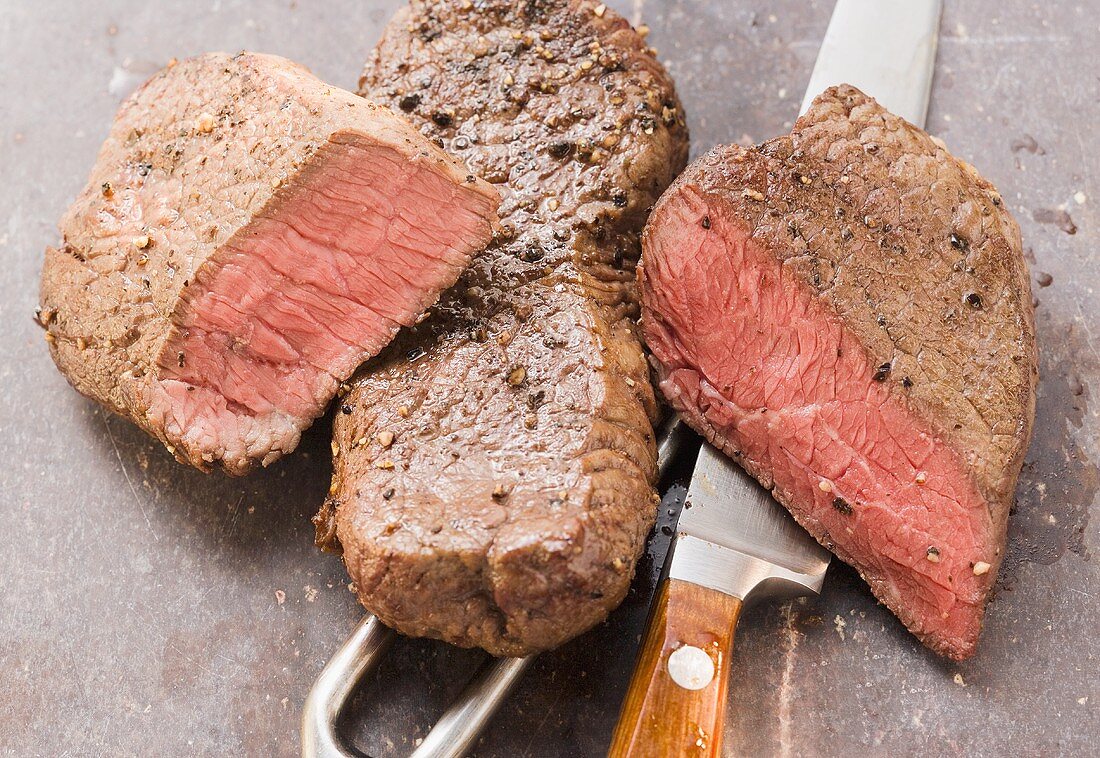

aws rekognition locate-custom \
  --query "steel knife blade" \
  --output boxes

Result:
[801,0,942,124]
[610,2,943,756]
[668,443,830,604]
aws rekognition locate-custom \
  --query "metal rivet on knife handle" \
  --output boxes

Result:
[608,578,744,758]
[667,645,715,690]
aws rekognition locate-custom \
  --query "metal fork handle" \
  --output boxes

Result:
[302,416,692,758]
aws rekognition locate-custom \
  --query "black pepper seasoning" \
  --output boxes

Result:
[547,140,573,159]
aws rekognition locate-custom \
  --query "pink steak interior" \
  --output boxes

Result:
[155,134,494,437]
[641,187,996,658]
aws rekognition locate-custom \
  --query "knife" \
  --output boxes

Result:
[608,2,942,756]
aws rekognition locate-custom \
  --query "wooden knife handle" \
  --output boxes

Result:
[608,578,743,758]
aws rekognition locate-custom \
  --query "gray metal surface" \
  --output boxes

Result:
[1,1,1097,756]
[800,0,942,123]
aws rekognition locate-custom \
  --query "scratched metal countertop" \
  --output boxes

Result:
[1,1,1096,756]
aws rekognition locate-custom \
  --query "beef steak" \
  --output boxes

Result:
[640,86,1037,659]
[39,52,499,474]
[323,0,689,656]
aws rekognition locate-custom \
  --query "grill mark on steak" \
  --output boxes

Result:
[325,0,688,656]
[39,53,498,474]
[640,86,1037,660]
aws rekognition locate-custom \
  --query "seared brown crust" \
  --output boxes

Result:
[641,85,1037,658]
[39,52,497,474]
[327,0,689,655]
[664,85,1036,524]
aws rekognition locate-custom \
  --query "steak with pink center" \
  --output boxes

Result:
[321,0,689,657]
[39,52,499,474]
[641,86,1036,659]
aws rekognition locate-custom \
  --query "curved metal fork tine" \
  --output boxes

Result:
[297,616,528,756]
[656,416,691,481]
[301,616,530,758]
[410,656,533,758]
[302,614,396,757]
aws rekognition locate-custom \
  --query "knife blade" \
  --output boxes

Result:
[668,444,830,604]
[801,0,942,125]
[609,2,942,756]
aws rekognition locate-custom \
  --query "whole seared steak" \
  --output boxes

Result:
[39,52,499,474]
[641,86,1036,659]
[323,0,688,656]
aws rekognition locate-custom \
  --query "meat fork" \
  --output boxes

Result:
[301,417,692,758]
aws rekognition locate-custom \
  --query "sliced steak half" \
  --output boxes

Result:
[39,52,499,474]
[323,0,689,656]
[641,85,1036,659]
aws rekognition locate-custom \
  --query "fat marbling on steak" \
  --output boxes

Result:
[641,86,1037,659]
[39,52,499,475]
[321,0,689,656]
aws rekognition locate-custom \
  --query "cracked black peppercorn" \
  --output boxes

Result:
[547,141,573,159]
